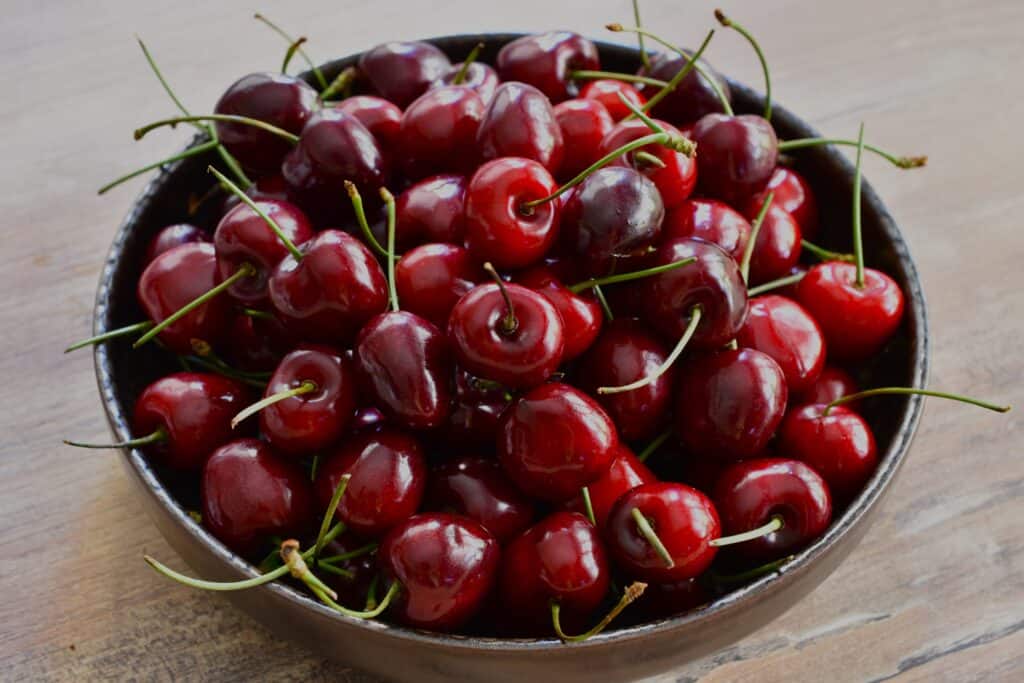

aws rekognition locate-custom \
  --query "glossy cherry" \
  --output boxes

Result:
[496,31,599,102]
[221,173,291,214]
[444,367,514,446]
[378,513,499,630]
[398,85,484,178]
[796,365,859,408]
[564,444,657,529]
[145,224,208,265]
[744,166,819,239]
[393,174,468,250]
[477,82,564,173]
[358,41,452,107]
[498,383,617,501]
[435,61,499,103]
[691,113,778,203]
[351,405,388,433]
[553,98,614,178]
[599,118,697,209]
[201,438,315,557]
[745,205,802,285]
[713,458,833,562]
[662,198,750,261]
[736,295,825,393]
[333,95,403,154]
[515,264,602,361]
[425,456,535,543]
[395,243,481,329]
[581,79,646,121]
[638,51,731,124]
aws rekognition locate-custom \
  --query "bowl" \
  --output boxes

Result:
[92,33,929,683]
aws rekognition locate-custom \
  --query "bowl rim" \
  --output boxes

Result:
[92,32,929,652]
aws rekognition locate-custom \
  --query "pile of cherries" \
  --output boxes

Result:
[69,8,1008,641]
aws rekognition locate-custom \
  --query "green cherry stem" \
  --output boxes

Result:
[319,66,357,102]
[581,487,597,526]
[345,181,393,260]
[452,42,485,85]
[254,13,328,89]
[551,582,647,643]
[598,305,702,395]
[568,256,696,293]
[801,239,854,263]
[639,29,715,115]
[309,577,400,620]
[209,166,304,260]
[484,262,519,336]
[319,542,378,566]
[241,307,275,321]
[715,9,771,120]
[711,555,793,586]
[852,123,867,287]
[280,540,339,600]
[636,428,673,463]
[99,140,218,194]
[823,387,1011,417]
[134,115,300,144]
[748,271,806,297]
[63,427,167,450]
[64,320,154,353]
[381,187,399,312]
[740,191,774,283]
[710,515,783,547]
[777,137,927,169]
[316,563,356,580]
[180,354,270,389]
[230,381,318,429]
[136,36,197,125]
[631,507,674,567]
[281,36,308,74]
[569,70,668,88]
[633,150,666,168]
[593,285,614,321]
[313,474,351,560]
[632,0,649,69]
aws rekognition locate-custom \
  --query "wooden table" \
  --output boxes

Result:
[3,0,1021,680]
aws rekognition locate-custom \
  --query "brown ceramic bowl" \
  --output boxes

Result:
[91,34,928,682]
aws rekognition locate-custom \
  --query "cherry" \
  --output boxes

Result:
[201,438,315,556]
[580,79,646,121]
[637,577,709,619]
[736,295,825,393]
[599,118,697,209]
[553,98,614,178]
[564,444,657,529]
[464,158,560,269]
[350,405,388,433]
[378,513,499,630]
[496,31,600,102]
[145,224,208,264]
[744,205,802,285]
[435,50,499,103]
[676,348,788,461]
[332,95,403,154]
[745,167,819,239]
[358,41,452,107]
[398,85,484,178]
[477,82,564,173]
[214,72,318,174]
[315,430,427,538]
[448,271,565,389]
[425,456,535,543]
[498,382,617,501]
[713,458,832,562]
[268,230,388,344]
[796,365,859,408]
[395,243,481,329]
[691,113,779,203]
[606,482,720,582]
[224,310,296,372]
[515,264,602,361]
[393,174,468,250]
[577,318,674,442]
[444,368,513,446]
[662,199,750,262]
[637,51,731,124]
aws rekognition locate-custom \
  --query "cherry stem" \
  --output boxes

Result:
[606,24,734,115]
[452,42,485,85]
[380,187,399,312]
[315,563,356,580]
[631,507,674,567]
[777,137,927,169]
[344,181,393,260]
[801,239,854,263]
[319,542,378,566]
[281,37,308,74]
[180,353,270,389]
[136,36,196,125]
[748,271,806,297]
[99,141,218,195]
[280,539,339,601]
[242,307,275,321]
[133,262,256,348]
[598,305,702,395]
[569,256,696,294]
[823,387,1011,416]
[581,487,597,526]
[483,262,518,336]
[633,150,666,168]
[852,123,866,288]
[711,555,793,586]
[63,427,167,450]
[632,0,649,68]
[740,191,774,283]
[310,577,400,620]
[254,13,328,89]
[210,166,304,260]
[551,582,647,643]
[593,285,614,321]
[230,381,317,429]
[313,474,351,560]
[570,70,668,88]
[65,320,154,353]
[711,515,783,547]
[715,9,771,120]
[637,428,673,463]
[320,66,357,102]
[134,115,300,144]
[618,92,665,134]
[639,29,715,115]
[364,575,380,610]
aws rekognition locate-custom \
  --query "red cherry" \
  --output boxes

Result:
[691,113,778,203]
[581,79,647,121]
[220,174,291,215]
[399,85,484,178]
[393,174,468,250]
[498,383,617,501]
[425,456,536,543]
[333,95,403,154]
[564,445,657,529]
[201,438,315,556]
[145,224,208,265]
[553,98,614,178]
[435,61,499,102]
[745,206,802,285]
[736,295,825,393]
[796,365,859,408]
[350,405,388,433]
[477,82,564,173]
[744,166,819,238]
[395,243,481,329]
[662,198,750,261]
[515,264,602,361]
[713,458,833,562]
[795,262,905,361]
[443,368,513,446]
[599,118,697,209]
[358,41,452,107]
[638,51,731,124]
[224,310,296,372]
[378,513,499,630]
[496,31,600,102]
[676,348,788,460]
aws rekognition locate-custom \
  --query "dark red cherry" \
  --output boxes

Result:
[464,157,560,269]
[258,345,356,456]
[477,82,564,173]
[444,368,513,446]
[736,295,825,393]
[395,243,481,329]
[606,482,720,582]
[515,264,602,361]
[713,458,832,562]
[436,61,499,102]
[316,429,427,538]
[599,118,697,209]
[333,95,403,154]
[778,404,878,503]
[638,51,731,124]
[137,243,231,354]
[351,405,388,433]
[145,224,208,265]
[553,98,614,178]
[448,281,564,389]
[745,206,802,285]
[498,512,610,631]
[378,513,499,630]
[581,79,647,121]
[393,174,467,250]
[496,31,599,102]
[201,438,315,557]
[213,199,314,304]
[131,372,248,471]
[214,72,318,174]
[676,348,788,460]
[691,113,778,203]
[221,174,291,215]
[577,318,674,441]
[638,577,709,619]
[268,230,388,344]
[796,365,859,408]
[643,238,748,350]
[224,310,296,372]
[564,444,657,529]
[354,311,453,430]
[358,41,451,107]
[399,85,484,178]
[662,198,750,262]
[744,166,820,239]
[795,262,905,361]
[498,383,617,501]
[426,456,535,543]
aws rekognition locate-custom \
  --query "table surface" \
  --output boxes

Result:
[3,0,1022,680]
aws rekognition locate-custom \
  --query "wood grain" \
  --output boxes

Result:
[2,0,1021,680]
